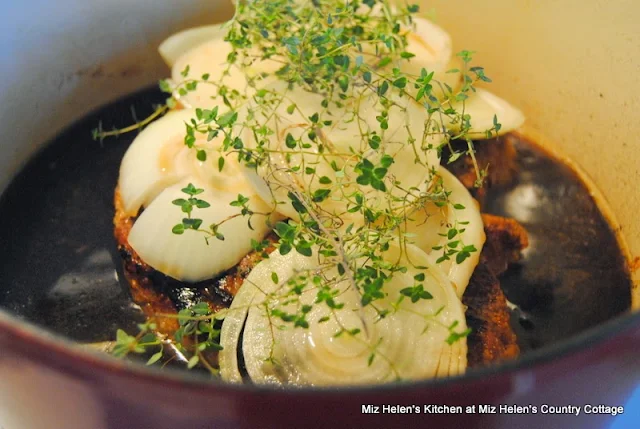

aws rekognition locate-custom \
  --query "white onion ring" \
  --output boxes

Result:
[219,243,468,386]
[239,82,442,224]
[405,166,485,297]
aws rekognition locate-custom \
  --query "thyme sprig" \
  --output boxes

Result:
[113,304,225,374]
[109,0,498,376]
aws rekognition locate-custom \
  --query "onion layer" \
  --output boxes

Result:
[405,167,485,297]
[128,179,276,282]
[240,82,442,222]
[159,24,227,68]
[169,31,280,109]
[219,243,468,386]
[119,109,281,281]
[401,17,462,100]
[119,109,196,216]
[118,109,250,216]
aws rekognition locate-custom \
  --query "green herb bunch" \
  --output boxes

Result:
[109,0,499,376]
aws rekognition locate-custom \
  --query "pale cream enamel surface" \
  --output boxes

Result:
[423,0,640,307]
[0,0,235,191]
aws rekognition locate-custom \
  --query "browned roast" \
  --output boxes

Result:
[114,189,277,336]
[480,213,529,276]
[114,171,528,367]
[443,135,519,204]
[440,136,527,366]
[463,214,528,367]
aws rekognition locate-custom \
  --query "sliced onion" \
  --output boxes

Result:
[240,83,442,223]
[446,88,525,139]
[118,109,250,216]
[219,249,312,383]
[159,24,226,68]
[353,15,461,102]
[356,15,461,100]
[407,18,452,71]
[128,179,276,282]
[404,167,485,297]
[219,243,468,386]
[401,17,462,100]
[218,270,259,382]
[170,35,280,109]
[119,109,196,216]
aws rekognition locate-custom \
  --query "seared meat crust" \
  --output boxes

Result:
[463,214,528,366]
[114,190,277,336]
[115,135,528,366]
[443,135,518,204]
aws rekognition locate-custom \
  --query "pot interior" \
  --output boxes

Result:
[0,0,638,384]
[0,85,632,366]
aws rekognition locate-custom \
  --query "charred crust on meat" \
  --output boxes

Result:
[442,135,519,204]
[114,136,530,368]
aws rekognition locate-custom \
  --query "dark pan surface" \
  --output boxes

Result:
[483,142,632,351]
[0,86,632,357]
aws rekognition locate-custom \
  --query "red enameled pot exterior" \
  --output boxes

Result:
[1,312,639,429]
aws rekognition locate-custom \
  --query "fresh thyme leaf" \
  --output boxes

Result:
[106,0,508,373]
[446,328,472,345]
[187,355,200,369]
[400,285,434,303]
[147,352,163,366]
[279,241,292,256]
